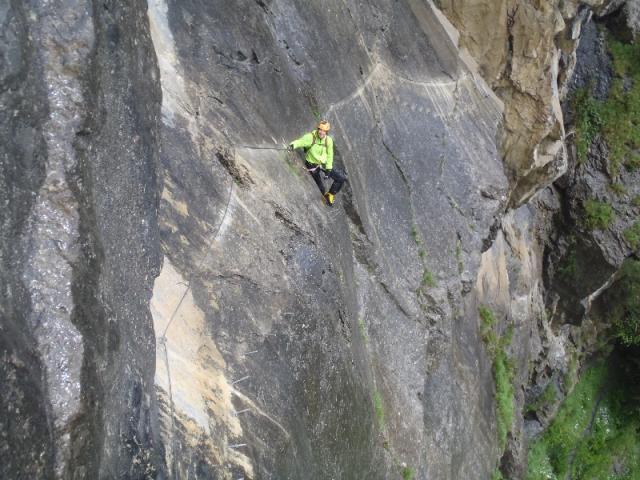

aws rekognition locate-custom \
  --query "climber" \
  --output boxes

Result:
[287,120,347,206]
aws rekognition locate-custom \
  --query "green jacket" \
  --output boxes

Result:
[290,132,334,170]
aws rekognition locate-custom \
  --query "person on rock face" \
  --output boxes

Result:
[288,120,347,206]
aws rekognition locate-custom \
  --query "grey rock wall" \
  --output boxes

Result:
[5,0,635,479]
[1,0,164,478]
[148,0,508,478]
[1,2,53,477]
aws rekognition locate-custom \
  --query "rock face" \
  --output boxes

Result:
[1,1,164,478]
[2,0,637,479]
[437,0,568,205]
[437,2,639,478]
[436,0,631,207]
[148,1,507,478]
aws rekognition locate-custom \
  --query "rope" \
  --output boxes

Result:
[158,147,237,476]
[159,162,235,340]
[159,143,294,475]
[237,145,288,151]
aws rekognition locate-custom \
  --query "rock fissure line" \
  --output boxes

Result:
[157,171,234,474]
[231,388,291,440]
[324,58,463,120]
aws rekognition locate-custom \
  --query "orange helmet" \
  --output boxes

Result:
[317,120,331,132]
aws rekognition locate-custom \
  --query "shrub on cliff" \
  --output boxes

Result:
[583,199,615,230]
[572,35,640,173]
[479,306,515,452]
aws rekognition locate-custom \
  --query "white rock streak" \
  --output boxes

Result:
[21,1,95,477]
[147,0,193,130]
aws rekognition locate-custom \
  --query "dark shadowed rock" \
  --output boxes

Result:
[1,1,164,478]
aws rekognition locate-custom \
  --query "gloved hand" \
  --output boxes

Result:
[287,144,294,152]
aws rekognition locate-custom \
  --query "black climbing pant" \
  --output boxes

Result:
[305,162,347,195]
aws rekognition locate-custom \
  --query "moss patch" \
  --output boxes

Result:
[421,269,436,288]
[572,35,640,174]
[583,199,614,230]
[479,306,515,452]
[624,222,640,250]
[373,390,385,431]
[401,466,415,480]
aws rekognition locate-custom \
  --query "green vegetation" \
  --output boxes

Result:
[573,88,602,163]
[608,259,640,346]
[421,269,436,288]
[527,361,640,480]
[479,306,515,452]
[624,222,640,250]
[492,470,504,480]
[479,305,498,347]
[583,199,614,230]
[633,196,640,208]
[411,225,421,245]
[564,351,579,392]
[494,345,515,451]
[558,247,579,282]
[358,317,368,344]
[609,182,628,196]
[401,467,415,480]
[572,36,640,173]
[373,390,385,431]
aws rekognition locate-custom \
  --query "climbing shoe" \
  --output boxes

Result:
[324,192,335,206]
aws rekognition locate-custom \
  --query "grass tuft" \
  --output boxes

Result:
[609,182,628,196]
[583,199,615,230]
[624,222,640,251]
[421,269,436,288]
[411,225,421,245]
[373,391,385,431]
[572,36,640,173]
[479,306,515,452]
[358,318,368,344]
[401,467,415,480]
[573,87,602,163]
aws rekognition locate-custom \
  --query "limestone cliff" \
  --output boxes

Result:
[1,1,163,478]
[1,1,638,479]
[437,0,632,206]
[148,1,506,477]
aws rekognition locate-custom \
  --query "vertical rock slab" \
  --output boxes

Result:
[149,0,508,478]
[19,2,93,474]
[0,2,53,478]
[2,0,164,477]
